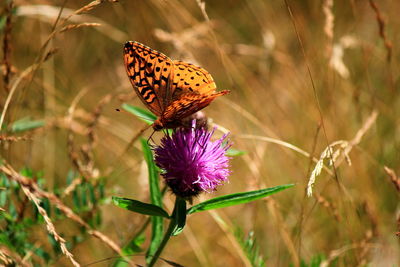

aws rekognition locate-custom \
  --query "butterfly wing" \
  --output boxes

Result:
[161,91,229,127]
[159,60,229,128]
[123,41,175,115]
[124,42,229,129]
[171,60,217,97]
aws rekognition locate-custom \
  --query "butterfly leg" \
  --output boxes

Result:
[147,130,157,148]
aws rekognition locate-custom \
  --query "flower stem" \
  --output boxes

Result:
[147,197,181,267]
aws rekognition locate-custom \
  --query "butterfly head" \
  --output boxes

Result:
[153,117,184,131]
[152,119,164,131]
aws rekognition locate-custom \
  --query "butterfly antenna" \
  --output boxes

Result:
[147,130,157,148]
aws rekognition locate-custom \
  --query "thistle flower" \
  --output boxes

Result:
[154,122,231,198]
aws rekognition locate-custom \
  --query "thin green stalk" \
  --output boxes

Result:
[147,197,180,267]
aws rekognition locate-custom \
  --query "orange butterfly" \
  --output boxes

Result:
[123,41,229,130]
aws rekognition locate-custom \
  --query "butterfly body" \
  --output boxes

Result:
[123,41,229,130]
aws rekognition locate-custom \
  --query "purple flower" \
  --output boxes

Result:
[154,123,231,198]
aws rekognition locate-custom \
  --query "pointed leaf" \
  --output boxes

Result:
[11,117,45,132]
[172,197,187,236]
[141,139,162,207]
[141,139,164,263]
[122,104,156,124]
[187,184,294,214]
[226,148,247,156]
[124,234,145,254]
[112,197,169,218]
[112,234,146,267]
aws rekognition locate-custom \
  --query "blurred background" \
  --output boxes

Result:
[1,0,399,266]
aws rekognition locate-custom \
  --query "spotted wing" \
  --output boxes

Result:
[123,41,175,115]
[171,60,217,98]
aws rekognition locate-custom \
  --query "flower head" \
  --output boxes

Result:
[154,122,231,198]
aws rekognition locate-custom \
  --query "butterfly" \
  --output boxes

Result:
[123,41,229,131]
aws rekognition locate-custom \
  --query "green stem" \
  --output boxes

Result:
[147,197,180,267]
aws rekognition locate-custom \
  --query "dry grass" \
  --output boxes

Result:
[1,0,399,266]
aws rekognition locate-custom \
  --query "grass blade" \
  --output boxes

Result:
[11,117,45,132]
[234,228,266,267]
[112,197,169,218]
[187,184,294,214]
[226,148,247,156]
[141,139,164,263]
[171,197,187,236]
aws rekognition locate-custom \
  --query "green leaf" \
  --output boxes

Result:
[113,234,146,267]
[41,198,51,217]
[141,139,164,263]
[0,16,6,31]
[0,173,9,186]
[11,117,45,132]
[0,190,7,206]
[20,167,33,178]
[141,139,162,208]
[112,197,169,218]
[300,254,326,267]
[187,184,294,214]
[72,188,80,210]
[48,234,61,255]
[88,183,97,205]
[33,246,51,262]
[124,234,145,254]
[8,201,17,219]
[114,188,167,266]
[235,228,266,267]
[99,180,105,199]
[226,148,247,156]
[81,183,88,208]
[172,197,187,236]
[122,104,156,124]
